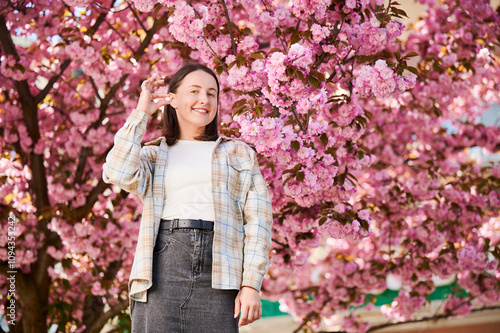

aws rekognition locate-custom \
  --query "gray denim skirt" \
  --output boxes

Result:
[131,228,239,333]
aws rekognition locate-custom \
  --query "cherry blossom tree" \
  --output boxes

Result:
[0,0,499,332]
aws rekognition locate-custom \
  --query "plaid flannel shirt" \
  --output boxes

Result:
[102,108,273,312]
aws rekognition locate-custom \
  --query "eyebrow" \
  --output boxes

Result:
[188,85,217,92]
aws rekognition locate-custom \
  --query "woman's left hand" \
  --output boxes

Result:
[234,286,262,327]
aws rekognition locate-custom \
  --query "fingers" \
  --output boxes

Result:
[238,305,261,326]
[237,301,261,327]
[234,295,241,320]
[151,94,171,109]
[235,287,262,327]
[141,74,165,92]
[150,93,170,100]
[238,303,249,327]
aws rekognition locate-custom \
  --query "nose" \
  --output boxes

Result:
[198,91,208,105]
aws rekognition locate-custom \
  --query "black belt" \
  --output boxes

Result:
[160,218,214,231]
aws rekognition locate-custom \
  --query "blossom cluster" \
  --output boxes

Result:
[1,0,499,331]
[354,60,417,98]
[381,290,426,322]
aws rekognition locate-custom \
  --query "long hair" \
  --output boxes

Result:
[162,63,220,146]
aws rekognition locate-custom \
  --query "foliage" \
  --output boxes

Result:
[0,0,499,332]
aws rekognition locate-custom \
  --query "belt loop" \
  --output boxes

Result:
[171,218,177,232]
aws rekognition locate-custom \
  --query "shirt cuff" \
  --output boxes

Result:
[126,108,150,126]
[242,272,264,292]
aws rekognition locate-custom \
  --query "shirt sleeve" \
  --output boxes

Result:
[241,148,273,291]
[102,108,154,200]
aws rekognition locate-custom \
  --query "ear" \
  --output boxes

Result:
[169,93,178,109]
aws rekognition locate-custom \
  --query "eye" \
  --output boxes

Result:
[208,93,216,97]
[191,90,198,94]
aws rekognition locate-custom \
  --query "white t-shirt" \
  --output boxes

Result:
[161,139,217,221]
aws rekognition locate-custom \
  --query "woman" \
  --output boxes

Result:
[102,63,273,332]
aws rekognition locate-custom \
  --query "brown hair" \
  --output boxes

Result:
[162,63,220,145]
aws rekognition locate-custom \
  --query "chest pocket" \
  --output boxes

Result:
[226,154,253,202]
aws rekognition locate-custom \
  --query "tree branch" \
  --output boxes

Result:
[89,76,103,102]
[74,179,110,221]
[34,59,72,105]
[272,239,287,248]
[221,0,238,56]
[293,297,332,333]
[184,0,229,73]
[73,13,169,185]
[291,103,307,133]
[366,305,500,333]
[85,299,129,333]
[312,302,500,333]
[127,2,148,33]
[102,18,137,54]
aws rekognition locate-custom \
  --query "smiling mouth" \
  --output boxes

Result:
[192,108,209,114]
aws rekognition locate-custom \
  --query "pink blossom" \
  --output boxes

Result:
[381,290,426,322]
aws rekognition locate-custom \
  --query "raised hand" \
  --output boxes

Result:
[136,74,171,115]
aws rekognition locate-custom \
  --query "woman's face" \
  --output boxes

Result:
[169,69,218,140]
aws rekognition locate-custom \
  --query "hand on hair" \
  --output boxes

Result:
[137,74,171,115]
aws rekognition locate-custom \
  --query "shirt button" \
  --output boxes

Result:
[217,213,221,218]
[215,247,219,252]
[213,153,218,158]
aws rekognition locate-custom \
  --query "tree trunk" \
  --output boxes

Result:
[17,274,47,333]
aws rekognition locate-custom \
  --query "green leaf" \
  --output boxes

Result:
[297,70,305,81]
[286,66,296,77]
[404,52,419,58]
[237,56,246,68]
[320,133,328,147]
[62,258,72,269]
[284,253,291,264]
[250,52,264,59]
[234,106,248,116]
[231,99,248,110]
[290,32,301,45]
[228,59,237,69]
[291,140,300,152]
[254,104,262,117]
[282,175,292,187]
[359,219,369,231]
[297,171,305,181]
[407,66,419,75]
[337,172,346,185]
[62,279,71,290]
[310,69,325,81]
[482,238,490,252]
[216,66,224,76]
[307,75,320,89]
[268,47,283,55]
[390,7,409,18]
[319,216,327,226]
